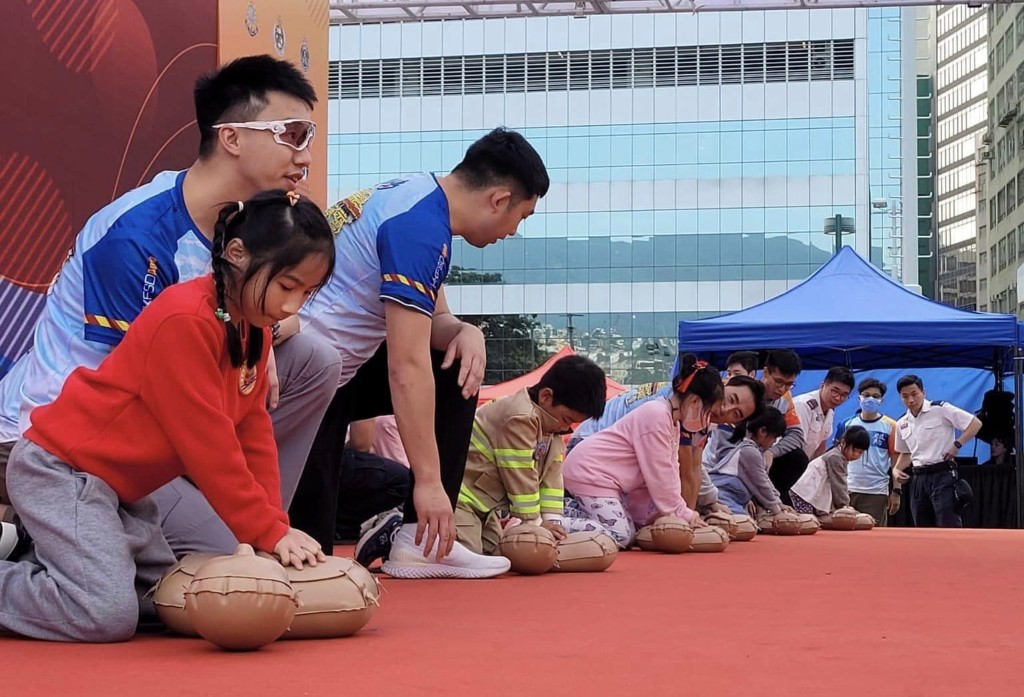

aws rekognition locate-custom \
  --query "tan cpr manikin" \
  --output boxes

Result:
[153,544,380,644]
[183,544,297,650]
[498,524,618,574]
[634,515,728,553]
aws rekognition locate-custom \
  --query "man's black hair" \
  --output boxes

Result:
[857,377,887,396]
[897,374,924,392]
[764,349,801,377]
[195,54,317,158]
[824,366,855,390]
[452,127,550,201]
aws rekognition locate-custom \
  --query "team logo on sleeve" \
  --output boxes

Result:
[325,188,372,233]
[534,440,550,462]
[431,243,450,287]
[142,256,158,307]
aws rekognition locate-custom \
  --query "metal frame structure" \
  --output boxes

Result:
[329,0,999,25]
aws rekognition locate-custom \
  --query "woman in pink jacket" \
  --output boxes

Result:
[561,355,724,548]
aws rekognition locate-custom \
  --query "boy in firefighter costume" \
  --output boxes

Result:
[456,356,606,555]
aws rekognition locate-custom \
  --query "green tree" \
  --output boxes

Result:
[447,265,503,285]
[464,313,554,385]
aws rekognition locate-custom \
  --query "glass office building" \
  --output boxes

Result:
[935,5,987,310]
[327,10,887,383]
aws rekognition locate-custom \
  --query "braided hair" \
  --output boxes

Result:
[210,190,335,368]
[211,202,255,368]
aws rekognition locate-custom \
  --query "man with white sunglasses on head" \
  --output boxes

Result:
[0,55,341,561]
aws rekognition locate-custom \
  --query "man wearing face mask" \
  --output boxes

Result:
[454,356,607,558]
[833,378,899,525]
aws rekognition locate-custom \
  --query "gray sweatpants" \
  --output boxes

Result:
[0,331,342,558]
[150,330,342,557]
[0,439,175,642]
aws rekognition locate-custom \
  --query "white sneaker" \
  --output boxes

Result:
[381,524,511,579]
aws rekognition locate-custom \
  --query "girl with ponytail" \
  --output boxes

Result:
[0,190,335,643]
[560,355,725,549]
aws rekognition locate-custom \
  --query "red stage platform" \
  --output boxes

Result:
[3,528,1020,696]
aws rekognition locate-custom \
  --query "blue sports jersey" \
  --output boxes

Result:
[0,171,209,441]
[836,412,897,495]
[569,382,673,447]
[301,173,452,387]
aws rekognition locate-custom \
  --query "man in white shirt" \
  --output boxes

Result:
[794,367,854,459]
[891,375,982,528]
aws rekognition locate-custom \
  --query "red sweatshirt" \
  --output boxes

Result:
[27,276,289,552]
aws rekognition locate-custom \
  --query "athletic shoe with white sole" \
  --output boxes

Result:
[354,507,403,568]
[381,524,511,579]
[0,518,30,561]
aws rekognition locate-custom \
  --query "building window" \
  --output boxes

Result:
[653,47,675,88]
[329,39,857,99]
[698,45,719,85]
[991,245,997,275]
[720,44,742,85]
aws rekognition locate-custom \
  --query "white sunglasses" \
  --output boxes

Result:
[212,118,316,151]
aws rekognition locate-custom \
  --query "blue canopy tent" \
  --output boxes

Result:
[677,246,1024,526]
[677,247,1022,371]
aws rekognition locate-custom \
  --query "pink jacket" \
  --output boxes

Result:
[372,415,410,467]
[563,398,697,525]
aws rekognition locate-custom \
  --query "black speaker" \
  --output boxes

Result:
[975,389,1014,445]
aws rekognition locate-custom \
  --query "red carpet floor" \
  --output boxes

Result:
[3,528,1021,696]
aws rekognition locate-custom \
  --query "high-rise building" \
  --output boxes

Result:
[327,9,922,383]
[977,3,1024,315]
[935,5,988,309]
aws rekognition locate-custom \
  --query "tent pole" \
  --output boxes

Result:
[1016,347,1024,529]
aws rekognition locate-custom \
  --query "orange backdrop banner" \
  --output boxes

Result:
[217,0,329,207]
[0,0,217,377]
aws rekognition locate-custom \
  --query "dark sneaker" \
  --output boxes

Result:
[0,518,30,561]
[354,508,403,568]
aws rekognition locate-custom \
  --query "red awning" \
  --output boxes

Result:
[477,345,628,406]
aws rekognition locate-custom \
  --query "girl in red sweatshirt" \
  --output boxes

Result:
[0,190,334,642]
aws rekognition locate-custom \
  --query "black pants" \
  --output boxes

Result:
[908,467,961,528]
[335,448,411,543]
[289,343,478,550]
[768,449,810,507]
